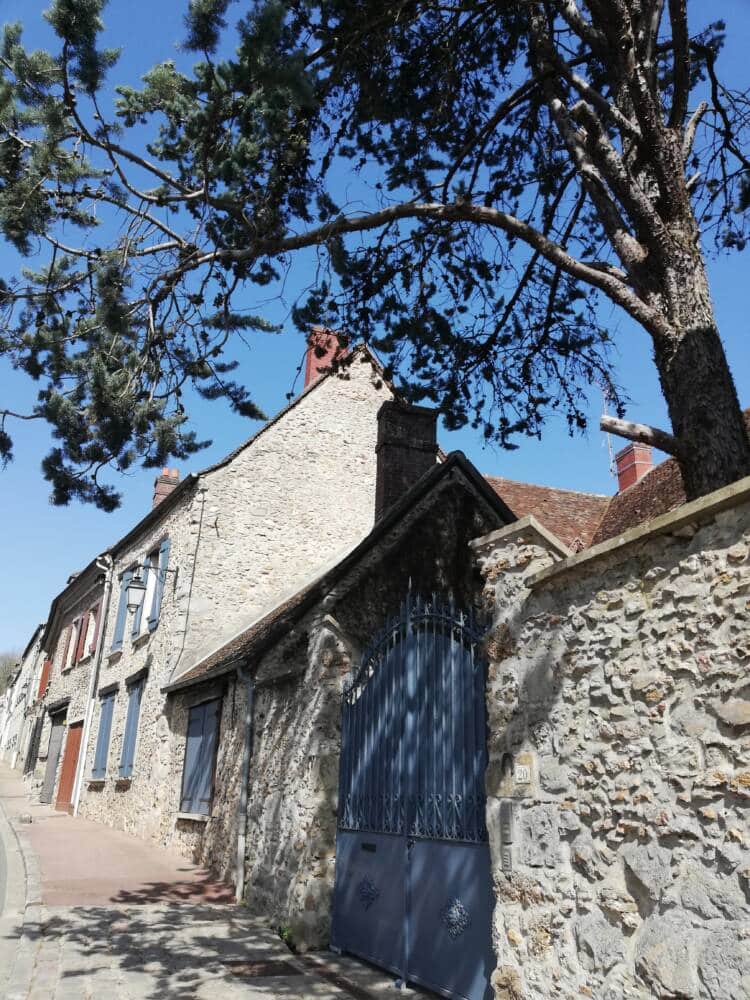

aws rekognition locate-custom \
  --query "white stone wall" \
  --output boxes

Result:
[474,493,750,1000]
[77,358,393,860]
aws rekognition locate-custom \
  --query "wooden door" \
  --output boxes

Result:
[56,721,83,813]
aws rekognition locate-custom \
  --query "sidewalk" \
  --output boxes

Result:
[0,762,423,999]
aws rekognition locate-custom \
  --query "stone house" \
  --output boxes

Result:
[0,622,45,770]
[21,561,106,813]
[66,344,398,861]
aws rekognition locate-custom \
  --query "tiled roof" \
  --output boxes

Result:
[484,476,609,551]
[591,410,750,545]
[590,457,686,546]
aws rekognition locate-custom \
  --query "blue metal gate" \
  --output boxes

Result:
[332,595,494,1000]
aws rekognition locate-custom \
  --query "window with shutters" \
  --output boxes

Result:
[91,691,116,779]
[37,659,52,700]
[179,698,221,816]
[72,614,88,666]
[118,678,144,778]
[132,550,158,638]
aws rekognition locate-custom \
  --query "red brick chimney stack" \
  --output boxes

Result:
[304,327,346,388]
[375,401,439,520]
[615,443,653,493]
[153,468,180,509]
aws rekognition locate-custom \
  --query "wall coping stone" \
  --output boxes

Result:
[530,472,750,588]
[470,514,571,559]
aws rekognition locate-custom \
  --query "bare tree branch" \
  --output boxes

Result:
[600,413,683,456]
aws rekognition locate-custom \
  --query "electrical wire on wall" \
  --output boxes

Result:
[168,485,207,681]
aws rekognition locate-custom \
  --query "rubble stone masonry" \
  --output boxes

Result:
[473,481,750,999]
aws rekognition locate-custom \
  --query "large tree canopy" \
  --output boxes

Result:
[1,0,749,508]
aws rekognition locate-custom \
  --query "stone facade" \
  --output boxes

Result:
[472,481,750,999]
[76,355,394,862]
[234,471,505,950]
[0,625,43,768]
[22,569,103,805]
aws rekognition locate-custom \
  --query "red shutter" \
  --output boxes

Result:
[59,626,72,671]
[74,615,88,664]
[89,603,101,654]
[37,659,52,699]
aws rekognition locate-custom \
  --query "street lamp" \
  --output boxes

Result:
[125,571,147,612]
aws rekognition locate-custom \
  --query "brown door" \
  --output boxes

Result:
[56,721,83,814]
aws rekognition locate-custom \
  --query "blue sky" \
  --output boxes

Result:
[1,0,749,651]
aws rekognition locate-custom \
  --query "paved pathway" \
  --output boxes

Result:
[0,762,424,999]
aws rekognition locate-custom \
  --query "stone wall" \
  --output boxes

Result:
[472,482,750,999]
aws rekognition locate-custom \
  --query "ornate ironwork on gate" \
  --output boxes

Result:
[338,592,489,843]
[333,593,494,1000]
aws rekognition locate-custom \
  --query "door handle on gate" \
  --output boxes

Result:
[406,838,415,849]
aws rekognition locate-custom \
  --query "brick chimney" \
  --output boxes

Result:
[375,401,439,520]
[153,468,180,508]
[304,327,346,388]
[614,443,653,492]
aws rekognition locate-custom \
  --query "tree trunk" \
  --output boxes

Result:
[650,245,750,501]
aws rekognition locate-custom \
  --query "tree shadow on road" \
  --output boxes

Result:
[7,898,349,999]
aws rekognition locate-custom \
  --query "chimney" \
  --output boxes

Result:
[304,327,346,388]
[153,468,180,508]
[614,443,653,492]
[375,401,438,520]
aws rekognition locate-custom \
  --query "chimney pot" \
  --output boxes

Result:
[304,327,347,388]
[375,401,439,520]
[153,468,180,509]
[615,442,653,492]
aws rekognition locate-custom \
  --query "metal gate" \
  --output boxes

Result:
[332,595,494,1000]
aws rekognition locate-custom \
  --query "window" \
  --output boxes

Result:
[88,603,102,656]
[179,698,221,816]
[132,551,158,638]
[72,614,88,665]
[91,691,116,779]
[119,679,144,778]
[111,537,171,649]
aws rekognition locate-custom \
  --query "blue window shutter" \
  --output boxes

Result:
[180,699,220,815]
[196,699,220,813]
[148,538,171,632]
[92,693,115,779]
[111,571,133,651]
[119,680,144,778]
[131,561,149,637]
[180,704,206,813]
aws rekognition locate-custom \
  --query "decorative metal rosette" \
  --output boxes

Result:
[358,875,380,910]
[441,897,471,939]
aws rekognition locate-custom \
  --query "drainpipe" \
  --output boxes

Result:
[71,553,114,815]
[235,666,255,902]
